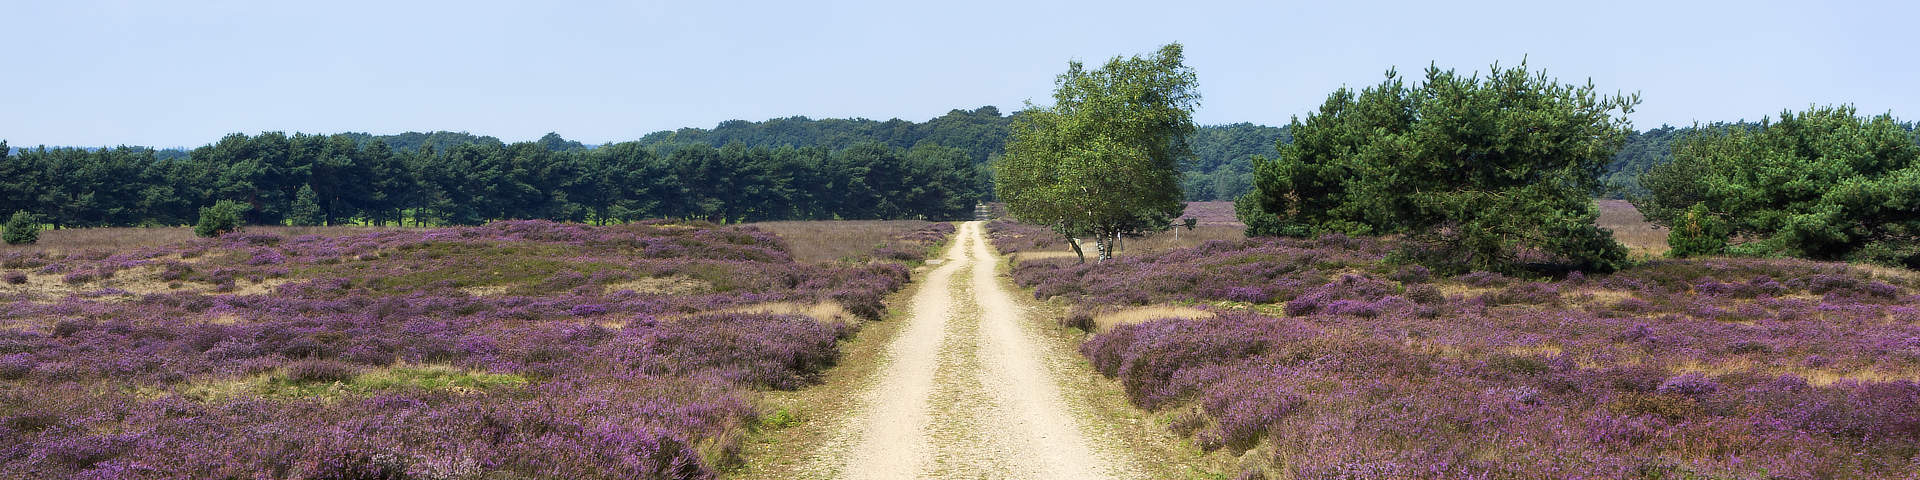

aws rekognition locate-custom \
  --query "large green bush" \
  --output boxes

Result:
[195,201,250,238]
[1635,106,1920,267]
[1238,62,1636,273]
[2,211,40,245]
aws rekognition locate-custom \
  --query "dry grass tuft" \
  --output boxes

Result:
[745,220,934,264]
[0,263,267,300]
[1567,288,1639,308]
[604,276,712,296]
[1116,226,1247,256]
[1090,305,1214,333]
[1009,250,1082,265]
[3,225,414,255]
[459,285,511,296]
[711,301,857,325]
[1850,263,1920,284]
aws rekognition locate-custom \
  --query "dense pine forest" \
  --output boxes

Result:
[0,135,984,228]
[7,107,1907,229]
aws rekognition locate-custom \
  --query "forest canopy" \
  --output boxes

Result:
[3,103,1865,231]
[0,134,985,228]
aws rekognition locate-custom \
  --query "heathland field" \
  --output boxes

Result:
[3,206,1919,479]
[990,216,1920,479]
[0,220,952,478]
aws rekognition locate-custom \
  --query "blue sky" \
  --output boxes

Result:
[3,0,1914,147]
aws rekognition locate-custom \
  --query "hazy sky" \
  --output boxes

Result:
[5,0,1914,147]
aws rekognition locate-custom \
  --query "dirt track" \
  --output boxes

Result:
[824,221,1143,479]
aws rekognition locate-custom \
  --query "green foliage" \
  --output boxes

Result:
[2,211,40,245]
[1604,125,1685,198]
[194,200,249,238]
[0,108,1300,227]
[1181,123,1290,201]
[288,185,324,227]
[996,43,1198,261]
[634,107,1282,201]
[640,107,1012,166]
[0,130,987,227]
[1240,61,1636,273]
[1635,106,1920,267]
[1234,191,1300,237]
[1666,203,1728,258]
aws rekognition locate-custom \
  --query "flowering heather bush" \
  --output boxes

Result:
[1009,220,1920,479]
[1177,201,1243,226]
[862,222,956,264]
[0,219,945,478]
[1003,232,1391,306]
[985,219,1065,254]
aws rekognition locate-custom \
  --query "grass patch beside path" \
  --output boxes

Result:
[184,364,528,402]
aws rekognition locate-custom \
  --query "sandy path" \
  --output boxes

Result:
[831,221,1140,480]
[837,221,971,477]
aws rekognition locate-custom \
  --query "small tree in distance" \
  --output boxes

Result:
[1666,203,1729,258]
[995,43,1197,262]
[3,211,41,245]
[289,185,324,227]
[195,201,250,238]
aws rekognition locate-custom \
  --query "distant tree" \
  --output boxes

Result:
[1635,106,1920,267]
[289,185,324,227]
[536,132,586,152]
[903,144,983,220]
[1240,62,1637,273]
[1666,202,1728,258]
[3,211,40,245]
[194,200,249,237]
[361,140,413,226]
[996,43,1197,261]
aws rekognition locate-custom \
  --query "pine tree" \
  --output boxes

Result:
[1239,61,1636,273]
[289,185,324,227]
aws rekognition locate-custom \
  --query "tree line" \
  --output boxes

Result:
[0,134,986,229]
[638,107,1288,202]
[1233,59,1920,271]
[630,105,1836,203]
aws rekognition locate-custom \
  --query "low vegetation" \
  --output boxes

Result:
[0,219,951,478]
[991,219,1920,479]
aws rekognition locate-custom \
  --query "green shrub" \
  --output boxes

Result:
[1666,203,1728,258]
[1637,106,1920,267]
[1238,62,1635,273]
[194,201,249,238]
[288,185,324,227]
[2,211,40,245]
